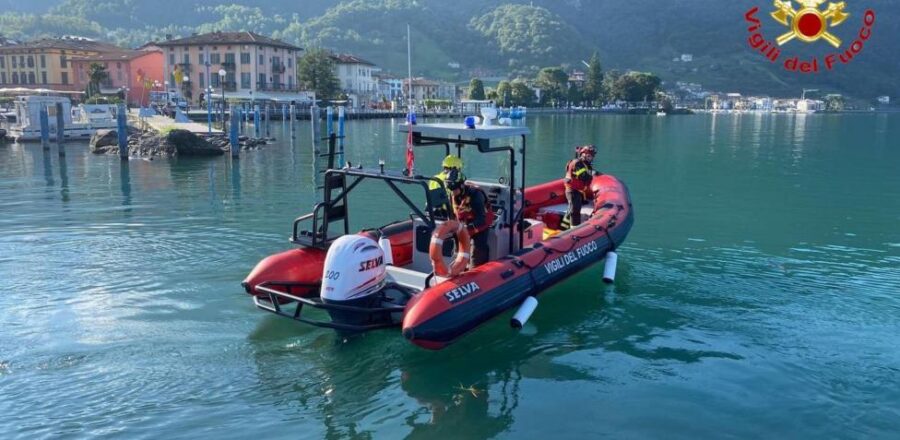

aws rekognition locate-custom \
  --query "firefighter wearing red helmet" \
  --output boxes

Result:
[561,144,598,229]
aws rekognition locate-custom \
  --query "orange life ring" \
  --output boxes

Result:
[429,220,472,278]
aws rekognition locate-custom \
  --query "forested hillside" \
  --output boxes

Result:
[1,0,897,98]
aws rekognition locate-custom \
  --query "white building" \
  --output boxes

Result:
[331,53,380,107]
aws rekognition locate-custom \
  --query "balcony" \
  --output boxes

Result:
[221,61,236,70]
[256,81,302,93]
[271,63,286,74]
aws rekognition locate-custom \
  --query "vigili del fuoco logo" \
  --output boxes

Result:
[744,0,876,73]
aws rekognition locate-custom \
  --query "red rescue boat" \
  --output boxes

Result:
[243,123,633,350]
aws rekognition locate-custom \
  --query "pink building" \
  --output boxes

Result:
[70,48,164,106]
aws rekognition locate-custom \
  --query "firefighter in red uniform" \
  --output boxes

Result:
[561,145,598,230]
[446,169,495,267]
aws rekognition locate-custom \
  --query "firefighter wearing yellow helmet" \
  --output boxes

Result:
[429,155,466,219]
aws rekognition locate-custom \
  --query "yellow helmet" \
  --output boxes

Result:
[442,155,463,170]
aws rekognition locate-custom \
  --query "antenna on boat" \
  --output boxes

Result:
[404,24,416,175]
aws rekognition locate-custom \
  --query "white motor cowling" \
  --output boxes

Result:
[321,235,387,303]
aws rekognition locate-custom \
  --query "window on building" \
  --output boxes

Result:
[241,72,250,89]
[27,56,34,68]
[198,72,205,89]
[11,56,17,68]
[198,53,205,64]
[169,53,175,65]
[60,56,67,68]
[258,73,265,88]
[240,52,250,64]
[224,53,235,65]
[0,57,4,68]
[258,54,264,65]
[40,55,46,68]
[210,53,221,64]
[211,73,220,88]
[287,57,292,68]
[27,72,35,84]
[20,56,25,66]
[41,72,47,84]
[288,76,293,88]
[12,73,18,84]
[0,72,6,84]
[183,53,189,64]
[61,72,69,85]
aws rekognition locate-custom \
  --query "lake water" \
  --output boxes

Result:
[1,113,898,439]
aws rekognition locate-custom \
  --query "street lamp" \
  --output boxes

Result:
[182,75,190,109]
[205,61,212,133]
[219,68,227,133]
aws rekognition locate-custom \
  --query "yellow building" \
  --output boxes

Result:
[0,37,123,91]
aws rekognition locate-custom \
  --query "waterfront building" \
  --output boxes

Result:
[375,76,404,102]
[69,49,164,107]
[156,31,309,105]
[403,78,456,104]
[331,53,380,108]
[0,37,123,92]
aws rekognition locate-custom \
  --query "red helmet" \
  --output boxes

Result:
[576,145,597,157]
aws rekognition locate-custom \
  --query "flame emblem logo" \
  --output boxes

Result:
[771,0,850,47]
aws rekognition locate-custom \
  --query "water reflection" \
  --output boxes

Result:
[58,150,69,203]
[119,160,132,209]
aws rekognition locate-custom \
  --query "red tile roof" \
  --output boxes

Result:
[156,31,301,51]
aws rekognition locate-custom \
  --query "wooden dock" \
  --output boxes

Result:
[129,109,222,134]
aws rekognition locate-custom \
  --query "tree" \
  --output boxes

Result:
[468,78,485,100]
[824,94,845,112]
[510,80,535,106]
[486,88,499,101]
[297,48,340,100]
[496,80,512,106]
[567,84,584,106]
[86,62,108,99]
[602,69,622,102]
[613,71,661,104]
[535,67,568,106]
[584,51,603,104]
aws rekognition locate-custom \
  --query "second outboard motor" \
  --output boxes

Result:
[321,235,389,328]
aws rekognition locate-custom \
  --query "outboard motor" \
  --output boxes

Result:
[321,235,387,327]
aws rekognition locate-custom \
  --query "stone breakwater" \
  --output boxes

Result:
[90,129,270,158]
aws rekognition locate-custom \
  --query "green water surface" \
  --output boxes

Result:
[1,113,898,439]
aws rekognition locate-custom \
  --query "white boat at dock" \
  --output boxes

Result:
[6,96,118,142]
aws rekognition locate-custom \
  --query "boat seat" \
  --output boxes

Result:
[536,202,594,231]
[537,202,594,217]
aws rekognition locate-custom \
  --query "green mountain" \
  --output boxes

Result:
[1,0,897,99]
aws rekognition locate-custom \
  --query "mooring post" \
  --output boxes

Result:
[230,108,240,158]
[310,105,320,151]
[39,105,50,150]
[338,106,346,165]
[55,102,65,155]
[254,105,261,138]
[265,104,270,138]
[326,106,334,138]
[116,103,128,160]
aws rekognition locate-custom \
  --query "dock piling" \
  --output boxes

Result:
[338,106,346,165]
[310,105,320,152]
[254,105,260,138]
[116,103,128,160]
[265,104,270,138]
[230,108,240,158]
[55,102,65,156]
[39,105,50,149]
